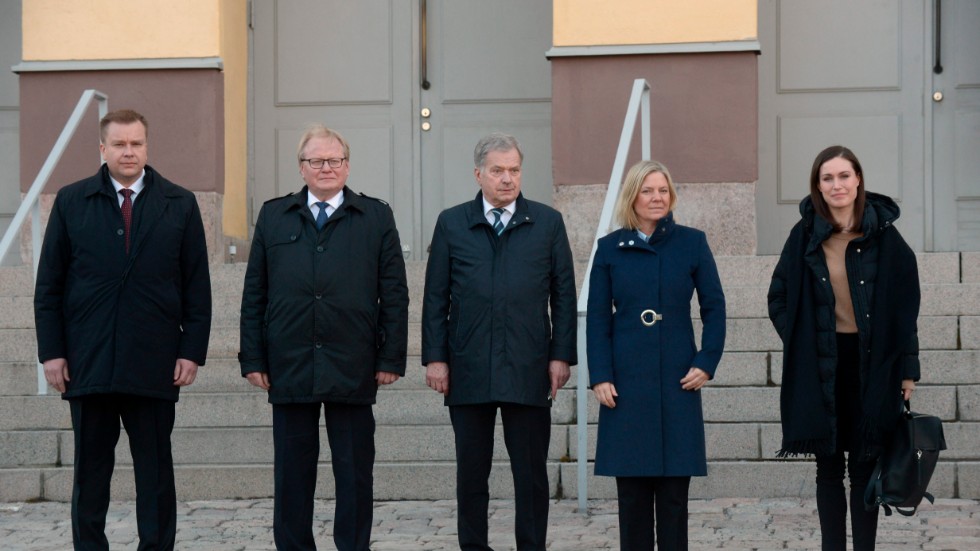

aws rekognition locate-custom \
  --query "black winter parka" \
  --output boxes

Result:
[34,164,212,401]
[421,192,577,407]
[239,187,409,405]
[768,192,920,458]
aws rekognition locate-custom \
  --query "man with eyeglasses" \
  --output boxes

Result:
[239,124,409,551]
[421,132,577,550]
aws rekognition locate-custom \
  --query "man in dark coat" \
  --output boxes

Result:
[239,125,409,551]
[34,109,212,550]
[421,132,577,551]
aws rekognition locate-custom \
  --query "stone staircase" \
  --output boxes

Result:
[1,254,978,502]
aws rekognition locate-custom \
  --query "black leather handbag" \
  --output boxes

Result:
[864,400,947,516]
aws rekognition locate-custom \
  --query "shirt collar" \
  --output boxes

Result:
[308,188,345,210]
[110,170,146,196]
[482,197,516,216]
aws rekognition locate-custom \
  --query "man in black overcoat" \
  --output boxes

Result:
[421,133,577,550]
[239,125,409,551]
[34,109,212,550]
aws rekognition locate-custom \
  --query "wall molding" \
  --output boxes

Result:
[546,40,760,58]
[13,57,223,73]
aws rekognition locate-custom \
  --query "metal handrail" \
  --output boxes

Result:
[575,78,651,513]
[0,89,108,394]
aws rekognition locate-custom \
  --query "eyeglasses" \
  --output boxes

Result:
[302,157,347,169]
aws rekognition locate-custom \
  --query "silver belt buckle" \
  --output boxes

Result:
[640,309,662,327]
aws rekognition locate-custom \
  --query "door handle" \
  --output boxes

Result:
[420,0,431,89]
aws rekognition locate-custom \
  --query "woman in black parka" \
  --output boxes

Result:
[768,146,920,551]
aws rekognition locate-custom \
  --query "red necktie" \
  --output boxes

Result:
[120,188,134,253]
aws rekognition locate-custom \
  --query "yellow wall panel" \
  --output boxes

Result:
[554,0,757,46]
[23,0,221,60]
[220,0,248,240]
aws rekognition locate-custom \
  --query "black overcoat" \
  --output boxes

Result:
[421,192,577,407]
[768,193,920,458]
[239,187,409,404]
[34,164,212,401]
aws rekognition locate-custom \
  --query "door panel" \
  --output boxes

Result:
[757,0,925,253]
[420,0,553,251]
[931,0,980,250]
[251,0,414,246]
[251,0,552,260]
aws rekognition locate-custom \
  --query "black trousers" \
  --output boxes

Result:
[449,403,552,551]
[69,394,177,551]
[272,402,375,551]
[615,476,691,551]
[815,333,879,551]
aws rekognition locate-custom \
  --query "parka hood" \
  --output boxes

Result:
[798,191,901,240]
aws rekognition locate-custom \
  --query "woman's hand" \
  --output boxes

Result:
[680,367,710,391]
[901,379,915,401]
[593,382,618,408]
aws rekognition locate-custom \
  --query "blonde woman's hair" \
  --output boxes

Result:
[614,160,677,230]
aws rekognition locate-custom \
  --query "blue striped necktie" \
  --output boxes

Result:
[491,208,505,235]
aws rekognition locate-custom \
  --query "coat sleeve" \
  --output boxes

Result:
[374,205,409,375]
[421,213,451,366]
[585,242,614,385]
[692,232,726,378]
[176,196,212,366]
[34,191,70,362]
[548,215,578,365]
[898,240,921,381]
[767,231,796,341]
[239,206,270,375]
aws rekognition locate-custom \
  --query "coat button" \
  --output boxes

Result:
[116,229,124,236]
[860,280,865,285]
[857,248,862,253]
[821,277,827,282]
[628,240,635,245]
[618,242,624,246]
[315,293,322,300]
[317,246,324,252]
[315,342,322,349]
[290,235,297,241]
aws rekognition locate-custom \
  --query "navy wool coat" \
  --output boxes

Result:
[586,215,726,476]
[34,164,212,401]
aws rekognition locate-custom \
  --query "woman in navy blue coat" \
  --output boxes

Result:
[587,160,726,550]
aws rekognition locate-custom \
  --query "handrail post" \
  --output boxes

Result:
[576,78,650,514]
[0,89,108,394]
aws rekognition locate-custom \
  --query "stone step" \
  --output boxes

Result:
[0,390,579,431]
[558,460,962,500]
[13,282,980,333]
[0,425,569,468]
[6,420,978,471]
[0,252,967,299]
[1,462,564,502]
[1,381,967,435]
[5,459,974,502]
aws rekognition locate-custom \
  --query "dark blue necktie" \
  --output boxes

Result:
[315,202,329,230]
[491,208,505,235]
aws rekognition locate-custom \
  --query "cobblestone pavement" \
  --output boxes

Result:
[1,498,978,550]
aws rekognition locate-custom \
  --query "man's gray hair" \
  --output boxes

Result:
[474,132,523,170]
